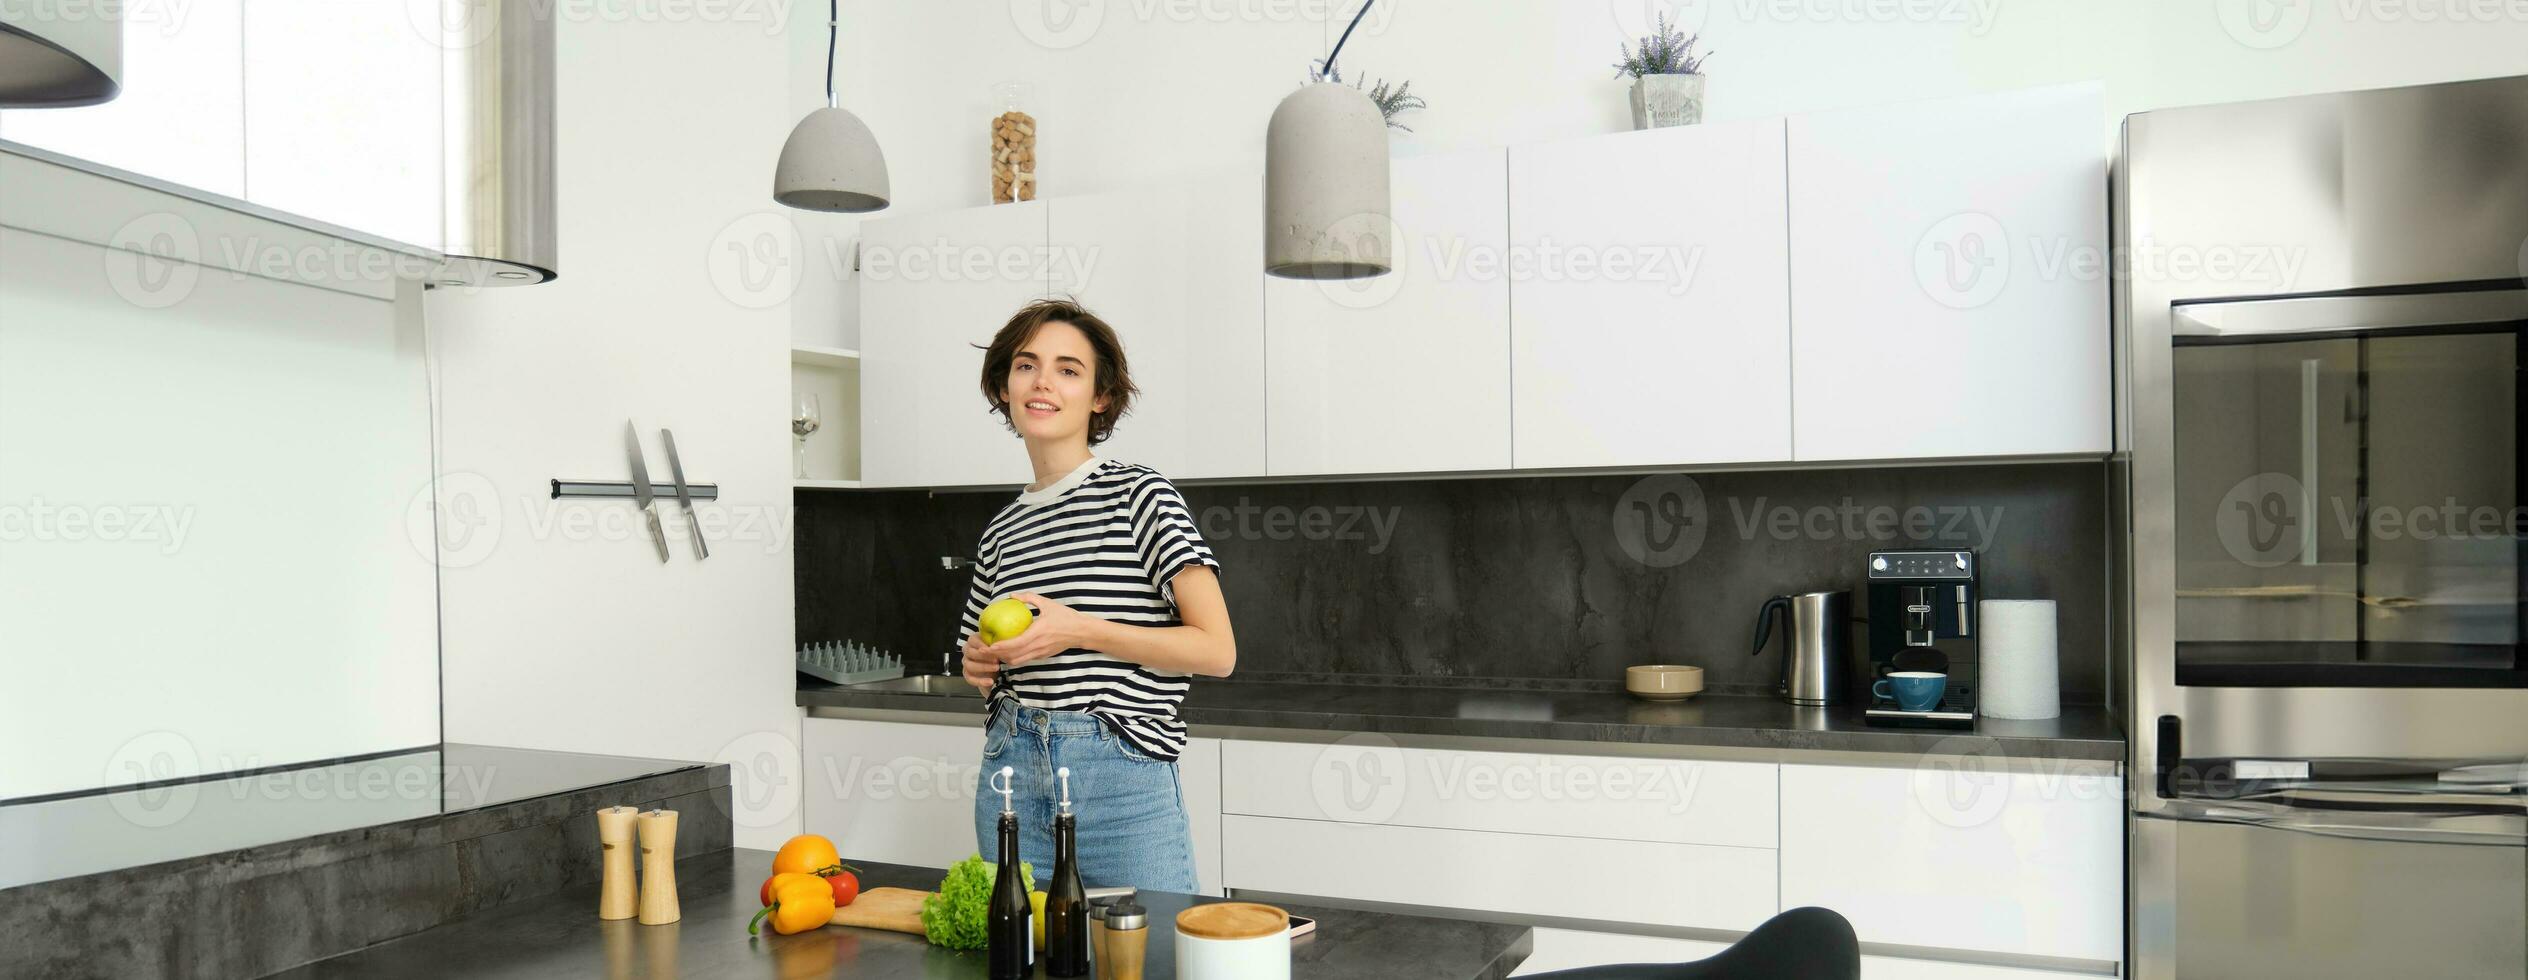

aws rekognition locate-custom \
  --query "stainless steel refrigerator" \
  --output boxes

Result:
[2118,75,2528,979]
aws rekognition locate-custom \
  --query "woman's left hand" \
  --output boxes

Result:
[982,593,1097,668]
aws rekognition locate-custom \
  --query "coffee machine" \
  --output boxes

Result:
[1862,549,1978,727]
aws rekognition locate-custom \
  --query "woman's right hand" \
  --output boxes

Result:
[960,632,996,691]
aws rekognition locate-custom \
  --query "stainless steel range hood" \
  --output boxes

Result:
[435,0,556,286]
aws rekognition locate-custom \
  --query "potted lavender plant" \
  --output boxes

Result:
[1613,14,1710,129]
[1312,59,1428,133]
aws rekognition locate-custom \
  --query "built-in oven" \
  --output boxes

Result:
[2120,76,2528,980]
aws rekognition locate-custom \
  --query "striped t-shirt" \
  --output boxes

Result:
[962,457,1217,761]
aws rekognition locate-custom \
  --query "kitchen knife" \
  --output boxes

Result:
[625,421,670,563]
[660,428,708,559]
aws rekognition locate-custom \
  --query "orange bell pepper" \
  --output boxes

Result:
[748,872,836,936]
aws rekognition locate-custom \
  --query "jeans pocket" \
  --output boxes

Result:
[982,729,1011,761]
[1108,731,1169,765]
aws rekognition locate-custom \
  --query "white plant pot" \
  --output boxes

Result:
[1629,73,1706,130]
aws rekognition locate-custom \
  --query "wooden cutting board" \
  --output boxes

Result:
[829,887,930,936]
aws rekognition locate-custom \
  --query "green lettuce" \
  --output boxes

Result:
[919,853,1035,950]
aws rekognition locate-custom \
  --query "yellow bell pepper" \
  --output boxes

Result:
[748,872,837,936]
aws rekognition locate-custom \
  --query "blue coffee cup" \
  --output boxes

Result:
[1874,671,1947,712]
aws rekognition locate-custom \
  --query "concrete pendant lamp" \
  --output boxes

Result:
[0,1,121,107]
[1265,1,1389,279]
[775,0,889,212]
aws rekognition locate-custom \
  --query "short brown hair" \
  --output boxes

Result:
[977,298,1138,445]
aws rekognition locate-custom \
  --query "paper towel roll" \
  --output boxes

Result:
[1978,600,2060,720]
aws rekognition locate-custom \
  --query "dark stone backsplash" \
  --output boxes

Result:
[795,462,2109,700]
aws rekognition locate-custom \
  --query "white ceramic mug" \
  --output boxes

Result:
[1174,903,1290,979]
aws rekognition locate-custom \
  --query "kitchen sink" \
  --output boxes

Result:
[845,674,984,698]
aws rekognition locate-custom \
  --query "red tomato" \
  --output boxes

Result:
[758,874,778,907]
[823,869,859,907]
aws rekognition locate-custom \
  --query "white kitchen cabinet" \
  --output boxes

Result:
[801,717,987,869]
[1779,761,2123,964]
[1786,84,2109,462]
[1508,118,1793,469]
[1178,736,1225,896]
[1048,173,1266,481]
[1223,815,1776,931]
[1264,148,1513,476]
[858,201,1049,488]
[1220,739,1776,848]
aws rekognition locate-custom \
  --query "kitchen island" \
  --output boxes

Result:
[273,847,1533,979]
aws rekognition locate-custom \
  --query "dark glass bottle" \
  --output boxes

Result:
[988,767,1032,980]
[1045,767,1089,977]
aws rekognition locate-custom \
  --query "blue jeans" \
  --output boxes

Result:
[972,704,1199,894]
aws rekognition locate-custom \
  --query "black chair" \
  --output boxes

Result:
[1523,907,1860,980]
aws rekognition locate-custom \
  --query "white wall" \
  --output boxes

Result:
[0,225,437,801]
[428,9,805,849]
[781,0,2528,349]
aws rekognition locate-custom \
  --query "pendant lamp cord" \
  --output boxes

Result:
[824,0,839,109]
[1320,0,1374,80]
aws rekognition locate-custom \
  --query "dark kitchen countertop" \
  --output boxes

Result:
[798,677,2126,762]
[273,847,1532,979]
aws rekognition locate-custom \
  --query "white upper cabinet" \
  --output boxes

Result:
[858,201,1049,488]
[1049,170,1266,481]
[1265,148,1513,477]
[1508,118,1792,470]
[1786,84,2109,462]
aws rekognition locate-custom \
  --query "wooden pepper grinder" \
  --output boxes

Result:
[636,809,680,925]
[597,806,641,920]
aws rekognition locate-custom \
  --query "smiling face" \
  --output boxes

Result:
[1001,320,1110,445]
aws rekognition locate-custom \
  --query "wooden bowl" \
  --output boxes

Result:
[1626,664,1704,702]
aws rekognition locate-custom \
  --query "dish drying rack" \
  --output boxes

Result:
[795,642,906,686]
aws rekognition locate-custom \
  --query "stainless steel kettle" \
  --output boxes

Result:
[1751,590,1852,706]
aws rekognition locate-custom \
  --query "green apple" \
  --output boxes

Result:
[978,598,1034,645]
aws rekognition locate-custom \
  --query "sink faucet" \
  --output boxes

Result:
[939,556,975,675]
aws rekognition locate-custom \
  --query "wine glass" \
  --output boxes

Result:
[791,393,822,479]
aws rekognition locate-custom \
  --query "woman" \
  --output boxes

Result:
[958,298,1235,893]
